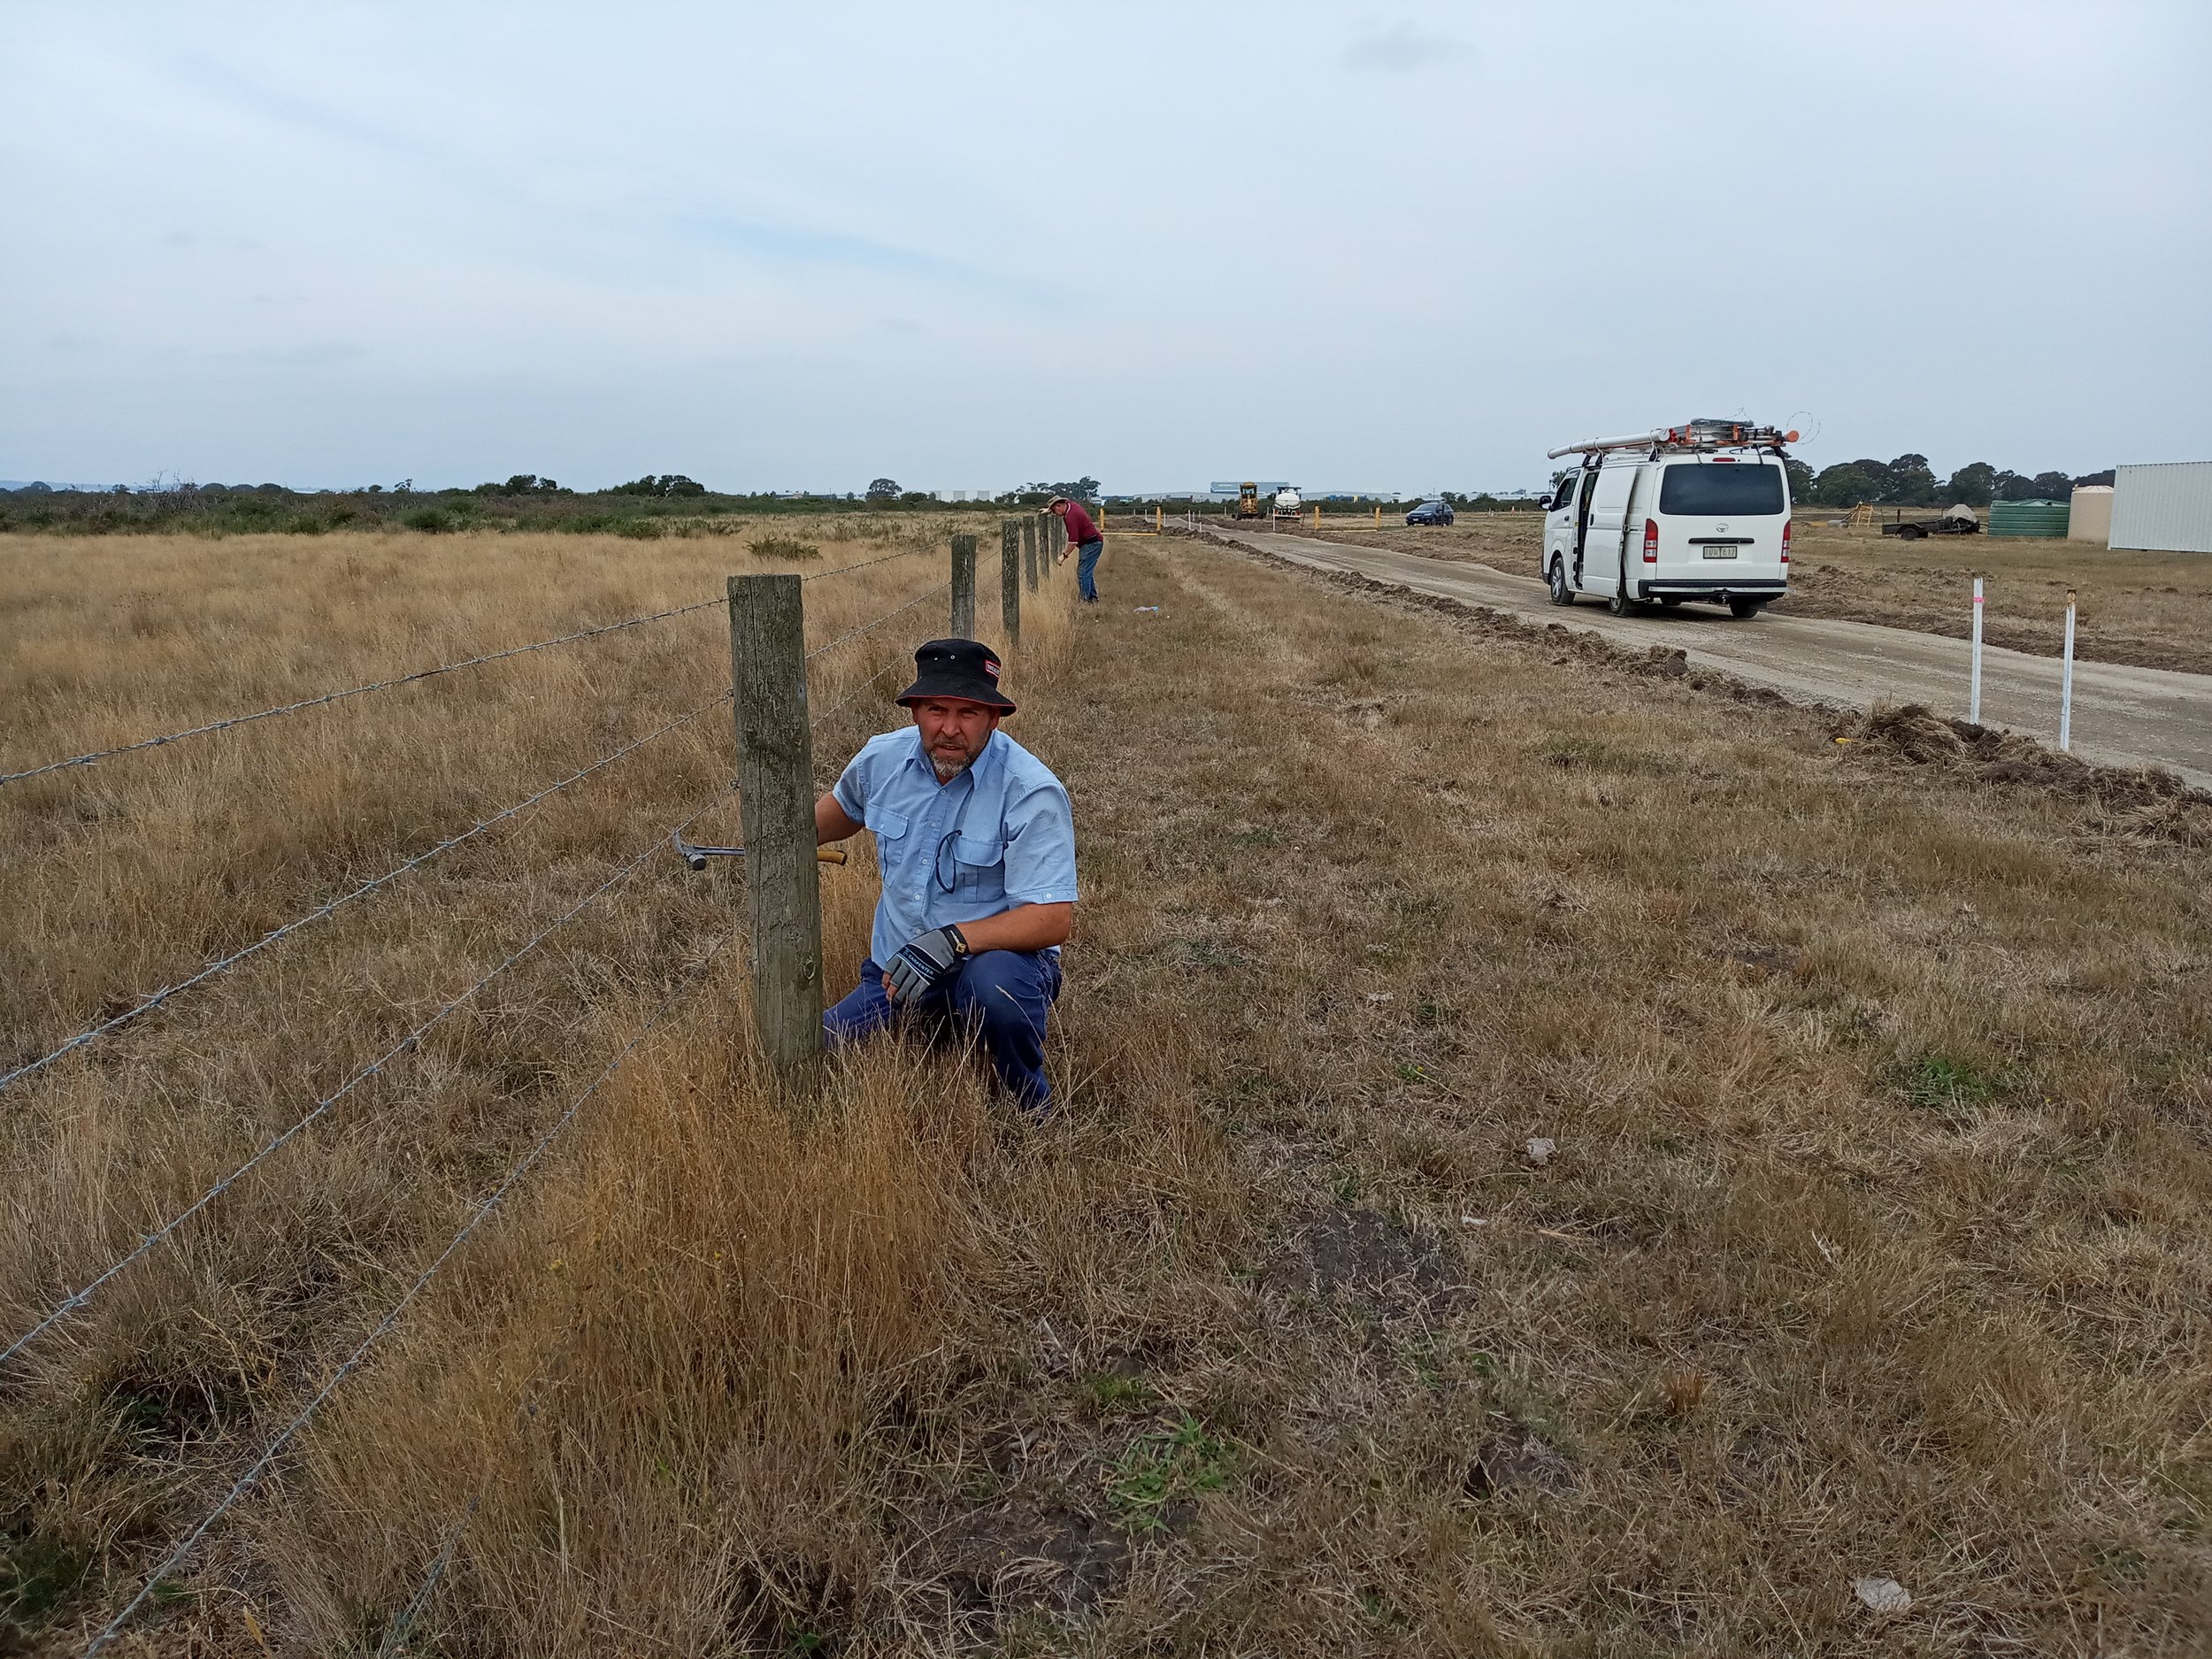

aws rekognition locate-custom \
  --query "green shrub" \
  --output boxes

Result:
[748,534,821,561]
[613,518,664,541]
[402,506,454,534]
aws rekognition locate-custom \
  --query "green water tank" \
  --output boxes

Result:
[1989,500,2070,538]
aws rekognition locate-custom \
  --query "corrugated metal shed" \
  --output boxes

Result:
[2068,485,2113,543]
[2110,462,2212,554]
[1989,500,2069,538]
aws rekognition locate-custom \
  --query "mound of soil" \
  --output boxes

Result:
[1848,703,2212,845]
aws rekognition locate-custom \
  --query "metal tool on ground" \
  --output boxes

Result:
[673,832,848,873]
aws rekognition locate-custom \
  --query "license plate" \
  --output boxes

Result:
[1701,546,1739,560]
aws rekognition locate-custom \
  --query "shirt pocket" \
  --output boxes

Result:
[951,833,1006,899]
[868,806,910,854]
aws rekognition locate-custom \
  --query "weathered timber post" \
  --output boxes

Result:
[999,520,1022,624]
[726,573,824,1090]
[1019,514,1037,582]
[1002,519,1023,646]
[1024,519,1041,591]
[950,533,978,636]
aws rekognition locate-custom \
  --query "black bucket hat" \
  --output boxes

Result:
[895,638,1015,713]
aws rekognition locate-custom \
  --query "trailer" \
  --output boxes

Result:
[1880,504,1981,541]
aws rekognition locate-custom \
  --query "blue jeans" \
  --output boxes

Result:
[1075,537,1104,602]
[824,949,1064,1111]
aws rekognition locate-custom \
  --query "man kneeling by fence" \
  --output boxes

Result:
[814,639,1077,1113]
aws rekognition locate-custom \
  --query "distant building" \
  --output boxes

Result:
[2109,462,2212,554]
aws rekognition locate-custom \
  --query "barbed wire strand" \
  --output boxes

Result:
[81,929,739,1658]
[0,693,733,1097]
[373,1492,480,1658]
[0,600,725,789]
[797,544,935,583]
[804,582,950,663]
[5,545,949,789]
[0,789,734,1374]
[368,1348,557,1657]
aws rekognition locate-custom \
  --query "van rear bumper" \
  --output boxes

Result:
[1637,578,1787,601]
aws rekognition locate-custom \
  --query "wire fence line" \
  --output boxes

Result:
[97,646,933,1659]
[0,692,734,1097]
[0,786,739,1374]
[8,567,952,1094]
[4,578,961,1366]
[0,599,724,790]
[81,928,741,1659]
[40,573,962,1649]
[1,541,948,791]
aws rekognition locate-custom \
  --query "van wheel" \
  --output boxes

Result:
[1729,598,1766,619]
[1608,588,1637,618]
[1548,560,1574,606]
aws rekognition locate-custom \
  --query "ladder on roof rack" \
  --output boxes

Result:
[1546,419,1801,461]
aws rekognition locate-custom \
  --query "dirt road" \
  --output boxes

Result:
[1217,526,2212,788]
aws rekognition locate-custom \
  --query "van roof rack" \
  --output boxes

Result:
[1547,419,1799,461]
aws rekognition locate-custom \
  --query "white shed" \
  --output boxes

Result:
[2109,462,2212,554]
[2068,485,2113,543]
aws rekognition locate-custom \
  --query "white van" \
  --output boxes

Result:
[1540,421,1796,618]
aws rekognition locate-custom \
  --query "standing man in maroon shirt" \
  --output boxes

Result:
[1048,495,1106,604]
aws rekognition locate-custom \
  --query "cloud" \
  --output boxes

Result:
[1342,20,1475,72]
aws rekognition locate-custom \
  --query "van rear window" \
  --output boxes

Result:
[1659,464,1786,516]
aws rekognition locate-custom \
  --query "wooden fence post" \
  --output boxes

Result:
[726,573,824,1091]
[999,520,1022,624]
[950,533,977,636]
[1002,520,1023,646]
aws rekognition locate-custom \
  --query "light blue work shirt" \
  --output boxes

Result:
[832,726,1079,967]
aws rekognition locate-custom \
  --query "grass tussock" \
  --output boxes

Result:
[5,526,2210,1655]
[749,534,823,561]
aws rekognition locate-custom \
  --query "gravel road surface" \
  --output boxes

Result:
[1217,526,2212,788]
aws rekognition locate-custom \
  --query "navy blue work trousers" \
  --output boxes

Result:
[823,949,1063,1112]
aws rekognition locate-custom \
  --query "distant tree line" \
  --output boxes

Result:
[0,471,1074,537]
[1804,455,2112,509]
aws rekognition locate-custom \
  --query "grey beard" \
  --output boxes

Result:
[930,754,972,783]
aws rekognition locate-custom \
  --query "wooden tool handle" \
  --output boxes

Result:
[815,846,849,866]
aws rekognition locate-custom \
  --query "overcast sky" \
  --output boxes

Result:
[4,2,2207,494]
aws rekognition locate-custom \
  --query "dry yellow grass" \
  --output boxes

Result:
[1780,523,2212,675]
[5,524,2210,1655]
[0,518,1071,1650]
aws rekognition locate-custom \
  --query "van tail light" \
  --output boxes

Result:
[1781,519,1792,564]
[1642,518,1658,563]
